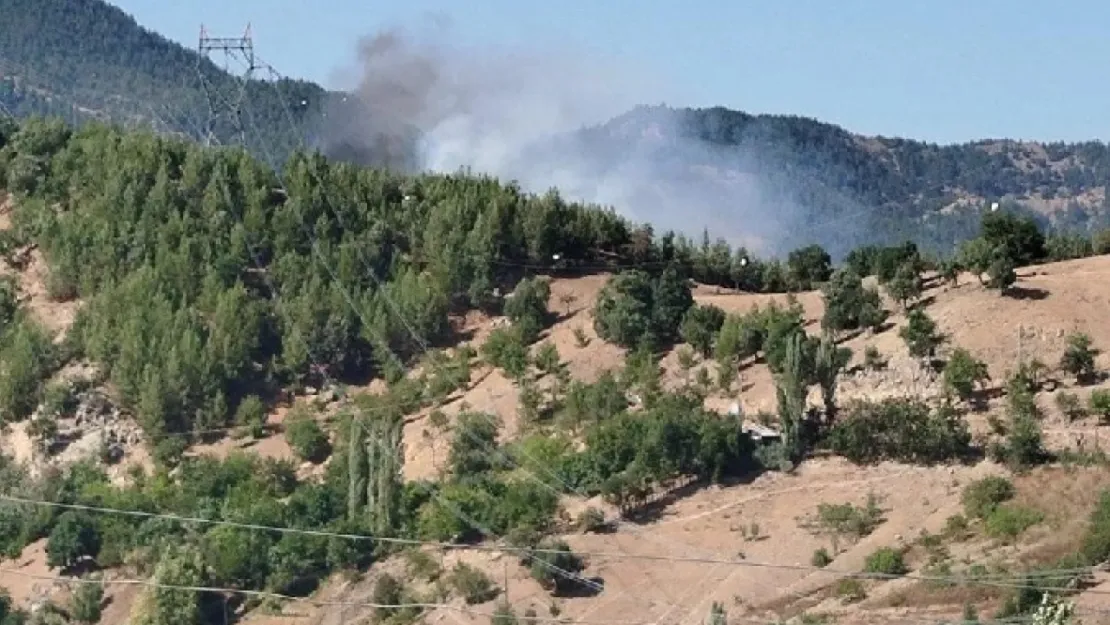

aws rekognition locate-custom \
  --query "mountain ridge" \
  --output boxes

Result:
[2,0,1109,255]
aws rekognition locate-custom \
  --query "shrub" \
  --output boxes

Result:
[984,505,1043,542]
[943,348,990,403]
[836,578,866,603]
[576,507,607,534]
[811,548,832,567]
[284,412,330,463]
[863,345,886,370]
[863,547,907,576]
[448,562,498,604]
[1060,332,1099,384]
[1089,389,1110,423]
[1055,392,1086,421]
[961,476,1015,519]
[528,541,587,596]
[372,573,405,621]
[815,496,884,539]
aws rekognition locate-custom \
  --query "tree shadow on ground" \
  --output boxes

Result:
[621,470,765,526]
[1003,286,1049,301]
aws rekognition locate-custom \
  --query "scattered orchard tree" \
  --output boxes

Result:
[886,261,923,309]
[679,304,726,357]
[821,269,887,334]
[942,348,991,404]
[1060,332,1099,384]
[899,309,944,360]
[1090,389,1110,424]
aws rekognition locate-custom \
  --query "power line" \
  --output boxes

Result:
[0,493,1098,592]
[0,566,1078,625]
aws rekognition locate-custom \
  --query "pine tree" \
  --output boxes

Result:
[775,331,810,463]
[814,332,851,424]
[347,416,367,521]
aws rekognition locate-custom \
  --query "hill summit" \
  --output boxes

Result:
[2,0,1110,257]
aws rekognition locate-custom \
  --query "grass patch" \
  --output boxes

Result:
[983,505,1043,542]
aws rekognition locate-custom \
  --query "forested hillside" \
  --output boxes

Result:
[4,0,1110,258]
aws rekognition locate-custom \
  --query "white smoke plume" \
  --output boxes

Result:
[318,20,860,257]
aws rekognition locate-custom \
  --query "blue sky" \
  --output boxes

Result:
[109,0,1109,144]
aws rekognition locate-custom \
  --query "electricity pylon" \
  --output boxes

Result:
[196,23,258,146]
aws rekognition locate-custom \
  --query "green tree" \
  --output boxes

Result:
[943,348,991,404]
[134,544,205,625]
[449,412,502,479]
[593,266,693,349]
[899,309,944,360]
[828,398,972,464]
[284,411,331,463]
[813,332,851,422]
[987,253,1018,292]
[821,268,886,334]
[979,210,1047,267]
[886,261,923,309]
[651,264,695,344]
[45,512,100,569]
[957,237,996,284]
[1060,332,1099,384]
[504,277,551,342]
[679,304,726,357]
[1089,390,1110,423]
[593,270,655,348]
[786,244,832,290]
[775,331,812,463]
[70,576,104,625]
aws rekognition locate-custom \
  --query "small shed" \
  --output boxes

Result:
[742,422,782,445]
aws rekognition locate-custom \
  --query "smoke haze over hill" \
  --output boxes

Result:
[315,22,846,257]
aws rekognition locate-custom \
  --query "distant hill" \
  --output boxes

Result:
[566,105,1110,255]
[3,0,1110,256]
